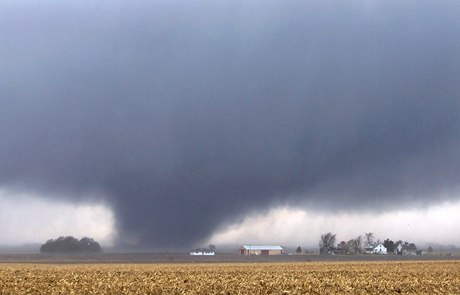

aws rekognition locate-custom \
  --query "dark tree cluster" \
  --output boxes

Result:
[383,239,396,253]
[40,236,102,253]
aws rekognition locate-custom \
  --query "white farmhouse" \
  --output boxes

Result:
[373,244,387,254]
[396,244,403,255]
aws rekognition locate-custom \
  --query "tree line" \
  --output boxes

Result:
[317,232,422,255]
[40,236,102,253]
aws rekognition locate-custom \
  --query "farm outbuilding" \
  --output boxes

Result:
[190,248,215,256]
[240,245,283,255]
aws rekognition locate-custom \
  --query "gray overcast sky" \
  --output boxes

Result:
[1,1,460,248]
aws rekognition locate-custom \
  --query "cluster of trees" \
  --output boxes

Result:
[319,232,337,254]
[383,239,419,254]
[40,236,102,253]
[318,232,420,255]
[319,232,363,255]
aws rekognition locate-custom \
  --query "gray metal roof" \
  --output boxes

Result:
[241,245,283,250]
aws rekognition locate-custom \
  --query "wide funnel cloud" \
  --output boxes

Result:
[1,1,460,247]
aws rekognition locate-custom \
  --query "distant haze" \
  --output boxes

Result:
[1,1,460,248]
[210,200,460,249]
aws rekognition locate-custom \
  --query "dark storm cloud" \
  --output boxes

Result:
[1,0,460,247]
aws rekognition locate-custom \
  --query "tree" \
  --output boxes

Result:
[337,241,348,254]
[365,232,374,247]
[383,239,395,253]
[296,246,302,254]
[428,246,433,254]
[319,232,336,254]
[79,237,102,252]
[209,244,216,252]
[40,236,102,253]
[346,236,362,254]
[403,242,417,252]
[355,235,363,253]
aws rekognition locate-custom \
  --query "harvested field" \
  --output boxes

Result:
[1,261,459,294]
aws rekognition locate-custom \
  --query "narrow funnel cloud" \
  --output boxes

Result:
[1,1,460,248]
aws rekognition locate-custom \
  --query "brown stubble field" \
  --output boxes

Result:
[1,261,460,294]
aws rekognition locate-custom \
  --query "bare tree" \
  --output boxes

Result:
[428,246,433,254]
[355,235,363,253]
[346,239,356,254]
[337,241,348,255]
[319,232,336,254]
[345,236,362,255]
[365,232,374,247]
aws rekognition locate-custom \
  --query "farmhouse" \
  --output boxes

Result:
[396,244,403,255]
[373,244,387,254]
[190,248,215,256]
[240,245,283,255]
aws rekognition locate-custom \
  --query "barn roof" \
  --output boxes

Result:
[241,245,283,250]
